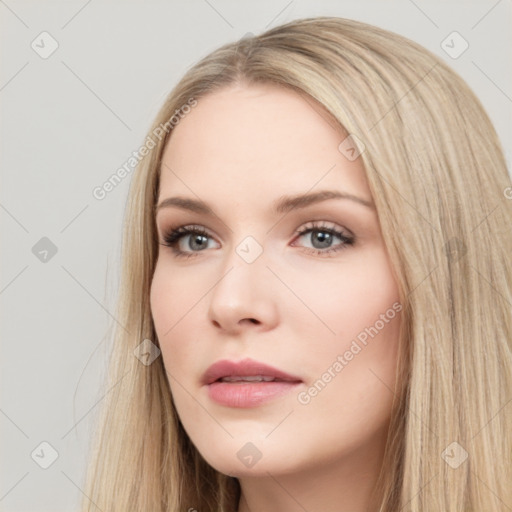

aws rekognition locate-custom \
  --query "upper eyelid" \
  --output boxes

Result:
[294,220,353,236]
[160,220,346,233]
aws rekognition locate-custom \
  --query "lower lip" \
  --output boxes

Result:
[207,380,301,407]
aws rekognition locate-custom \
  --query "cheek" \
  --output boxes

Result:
[150,262,210,382]
[293,250,401,392]
[149,265,185,371]
[150,260,200,334]
[150,265,173,338]
[150,269,209,428]
[289,250,400,341]
[316,312,401,434]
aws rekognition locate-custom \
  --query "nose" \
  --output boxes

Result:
[207,245,279,334]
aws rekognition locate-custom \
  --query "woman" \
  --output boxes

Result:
[82,17,512,511]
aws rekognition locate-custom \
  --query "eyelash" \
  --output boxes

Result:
[159,221,355,260]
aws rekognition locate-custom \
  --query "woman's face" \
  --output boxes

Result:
[150,83,402,479]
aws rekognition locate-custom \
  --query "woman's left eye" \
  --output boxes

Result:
[159,222,355,259]
[292,222,355,256]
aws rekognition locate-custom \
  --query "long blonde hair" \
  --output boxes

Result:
[81,16,512,511]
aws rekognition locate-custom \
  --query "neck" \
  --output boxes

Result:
[236,425,388,512]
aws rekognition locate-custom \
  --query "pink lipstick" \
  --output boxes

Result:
[202,358,302,408]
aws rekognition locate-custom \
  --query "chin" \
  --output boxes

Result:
[197,442,308,480]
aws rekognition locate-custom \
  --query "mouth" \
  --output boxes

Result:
[202,358,303,408]
[216,375,294,382]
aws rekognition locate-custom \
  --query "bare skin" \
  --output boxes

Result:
[150,82,401,512]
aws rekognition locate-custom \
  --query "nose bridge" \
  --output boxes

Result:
[207,233,277,330]
[213,234,267,304]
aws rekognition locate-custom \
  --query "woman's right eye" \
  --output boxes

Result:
[160,225,219,259]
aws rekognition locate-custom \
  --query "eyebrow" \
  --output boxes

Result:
[155,190,375,216]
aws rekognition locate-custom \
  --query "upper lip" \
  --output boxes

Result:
[202,358,302,385]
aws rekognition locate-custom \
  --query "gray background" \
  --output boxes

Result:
[1,1,510,510]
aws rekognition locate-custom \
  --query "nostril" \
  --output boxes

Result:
[240,318,259,325]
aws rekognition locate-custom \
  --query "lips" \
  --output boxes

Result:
[202,358,302,385]
[203,358,303,408]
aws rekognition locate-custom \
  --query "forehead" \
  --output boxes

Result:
[159,83,370,204]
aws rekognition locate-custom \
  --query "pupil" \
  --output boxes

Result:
[313,230,332,249]
[190,235,207,250]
